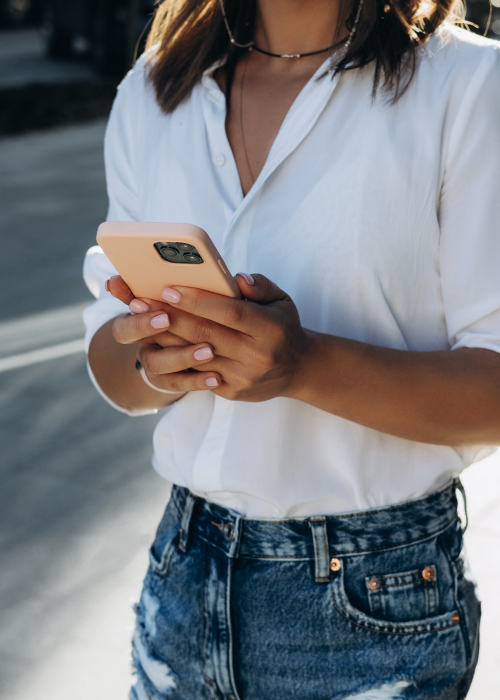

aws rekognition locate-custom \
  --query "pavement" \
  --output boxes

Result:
[0,118,499,700]
[0,119,170,700]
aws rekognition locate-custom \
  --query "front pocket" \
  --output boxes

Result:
[366,565,439,622]
[149,527,180,578]
[331,567,460,636]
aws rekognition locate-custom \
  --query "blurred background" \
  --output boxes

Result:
[0,2,499,698]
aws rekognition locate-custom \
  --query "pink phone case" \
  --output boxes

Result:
[96,222,240,301]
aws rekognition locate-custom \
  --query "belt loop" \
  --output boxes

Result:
[454,477,468,533]
[227,515,242,559]
[309,517,330,583]
[179,491,197,552]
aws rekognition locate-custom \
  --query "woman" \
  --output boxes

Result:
[83,0,500,697]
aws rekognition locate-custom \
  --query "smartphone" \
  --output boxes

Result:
[96,222,240,301]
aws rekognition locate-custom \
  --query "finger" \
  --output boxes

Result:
[146,330,191,349]
[129,297,172,314]
[138,344,221,391]
[141,370,222,393]
[112,310,172,345]
[165,307,247,357]
[161,284,273,334]
[106,276,134,305]
[105,278,171,315]
[234,273,290,305]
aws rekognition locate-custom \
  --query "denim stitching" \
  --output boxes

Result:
[330,589,459,636]
[200,539,210,688]
[438,531,472,664]
[367,572,436,590]
[149,532,178,578]
[171,478,459,526]
[189,517,457,560]
[309,518,330,582]
[239,519,459,558]
[171,490,184,518]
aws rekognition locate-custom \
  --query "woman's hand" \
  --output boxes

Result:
[106,275,500,445]
[106,276,222,394]
[107,273,309,402]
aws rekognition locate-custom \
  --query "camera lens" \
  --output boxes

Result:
[183,253,202,264]
[176,242,193,252]
[160,246,179,259]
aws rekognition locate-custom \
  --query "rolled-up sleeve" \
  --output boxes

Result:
[439,47,500,355]
[83,57,157,416]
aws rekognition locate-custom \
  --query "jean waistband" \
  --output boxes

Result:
[171,478,465,581]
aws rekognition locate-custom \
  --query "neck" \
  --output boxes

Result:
[253,0,341,56]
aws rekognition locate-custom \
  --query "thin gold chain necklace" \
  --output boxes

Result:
[225,0,365,190]
[239,53,256,189]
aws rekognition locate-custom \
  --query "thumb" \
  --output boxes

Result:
[106,275,170,314]
[234,273,290,305]
[106,275,134,304]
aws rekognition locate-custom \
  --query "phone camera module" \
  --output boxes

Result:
[154,241,204,264]
[160,246,179,259]
[183,253,203,264]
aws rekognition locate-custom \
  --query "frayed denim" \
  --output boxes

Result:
[130,479,480,700]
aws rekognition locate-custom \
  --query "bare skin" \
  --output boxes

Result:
[224,0,343,194]
[88,0,500,445]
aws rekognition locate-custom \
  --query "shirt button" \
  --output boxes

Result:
[213,153,226,167]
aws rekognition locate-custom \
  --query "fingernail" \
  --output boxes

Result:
[237,272,255,286]
[193,347,213,361]
[205,377,219,387]
[162,288,181,303]
[150,313,170,329]
[130,299,149,313]
[105,280,110,292]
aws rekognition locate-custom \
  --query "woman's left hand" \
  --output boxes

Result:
[147,273,309,402]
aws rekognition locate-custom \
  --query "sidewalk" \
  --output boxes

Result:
[461,452,500,698]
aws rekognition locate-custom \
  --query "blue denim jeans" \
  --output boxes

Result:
[130,479,480,700]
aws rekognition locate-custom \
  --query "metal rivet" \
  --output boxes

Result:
[368,576,381,591]
[452,612,460,624]
[330,557,342,572]
[422,566,435,581]
[223,523,235,542]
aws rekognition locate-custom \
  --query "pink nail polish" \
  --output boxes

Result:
[130,299,149,313]
[150,313,170,329]
[105,280,110,292]
[194,347,213,361]
[205,377,219,387]
[237,272,255,286]
[162,288,181,303]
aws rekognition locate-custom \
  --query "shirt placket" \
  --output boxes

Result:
[189,64,342,498]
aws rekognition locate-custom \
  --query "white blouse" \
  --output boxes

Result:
[83,25,500,518]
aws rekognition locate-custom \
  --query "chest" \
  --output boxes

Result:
[224,57,327,196]
[137,77,445,346]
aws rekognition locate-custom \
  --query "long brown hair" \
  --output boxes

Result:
[145,0,464,113]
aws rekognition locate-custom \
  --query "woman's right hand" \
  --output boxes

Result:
[106,275,222,393]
